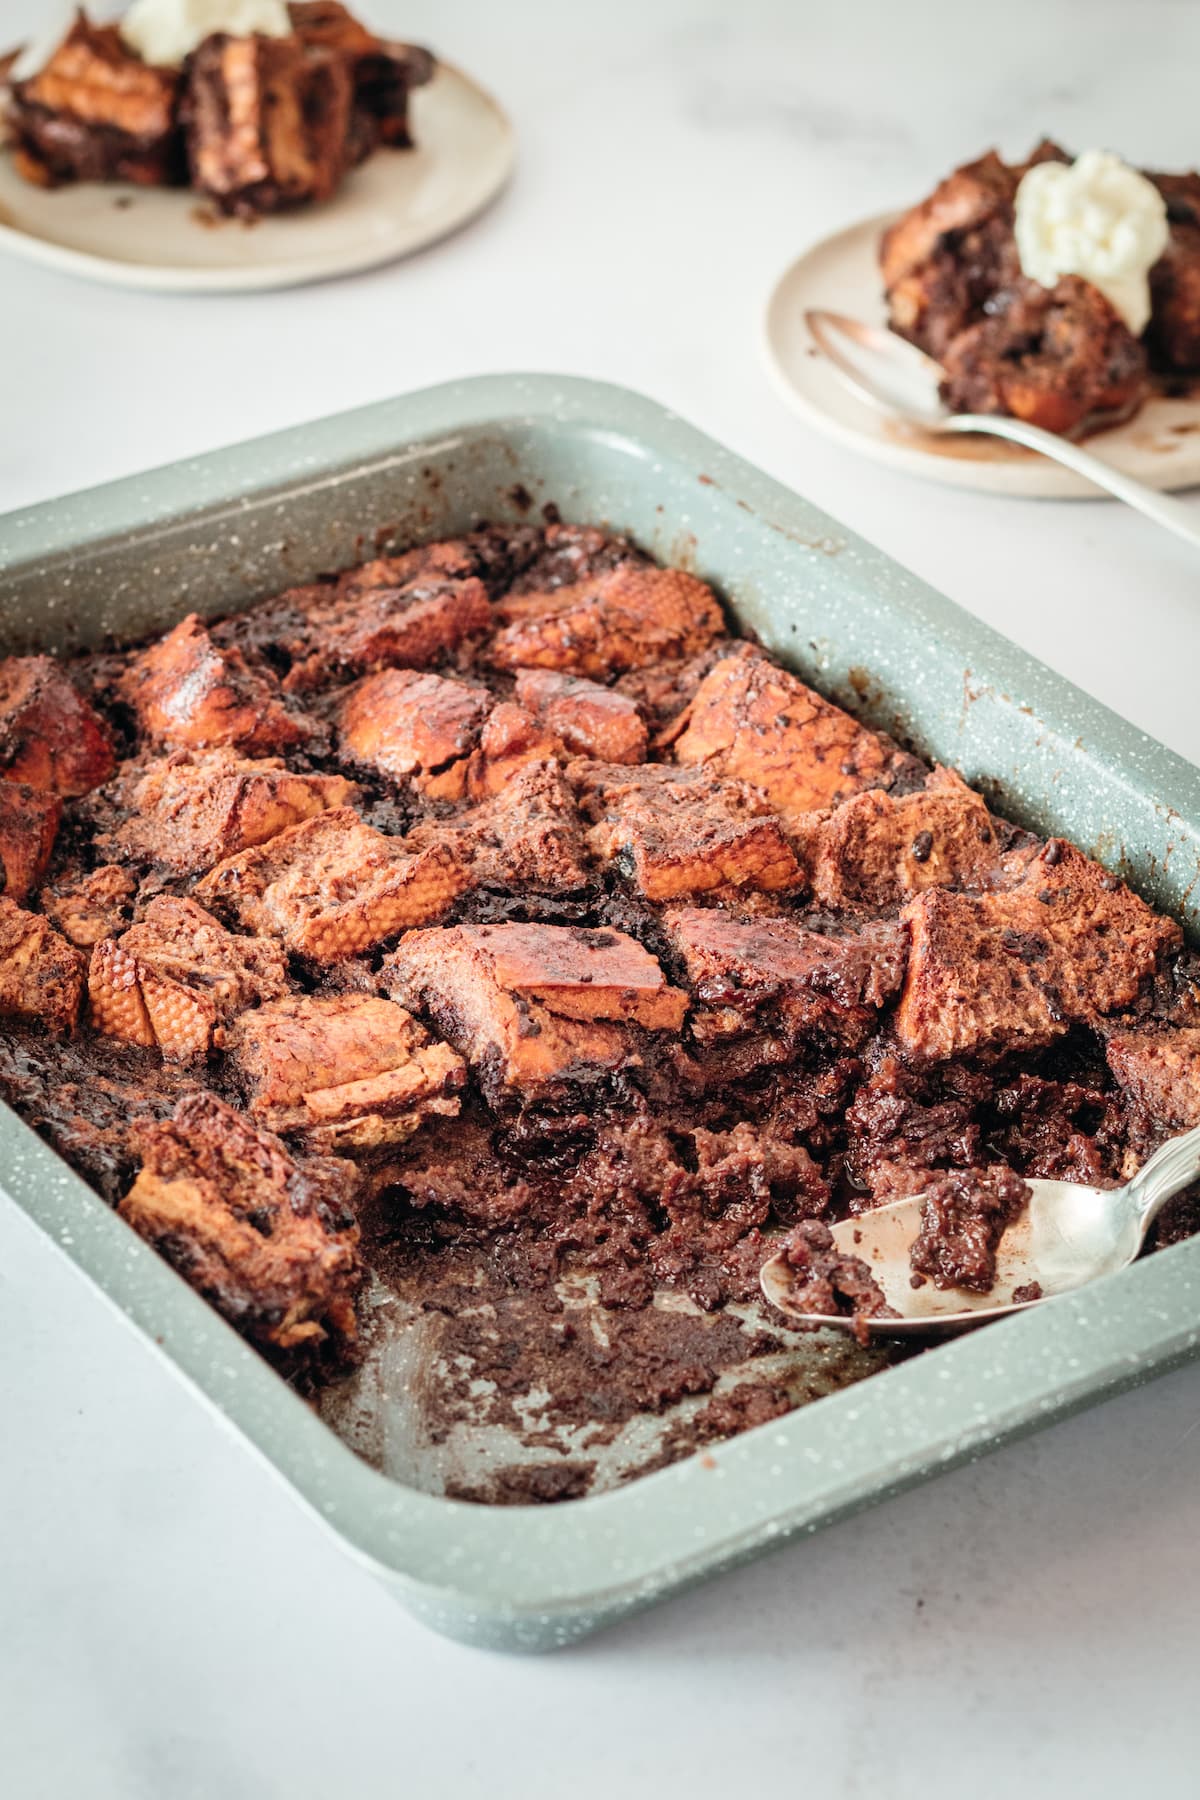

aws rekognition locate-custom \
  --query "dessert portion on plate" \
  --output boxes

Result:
[1,519,1198,1489]
[0,2,433,217]
[882,143,1200,436]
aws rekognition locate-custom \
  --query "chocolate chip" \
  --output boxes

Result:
[911,830,934,863]
[1001,927,1045,964]
[1043,839,1063,867]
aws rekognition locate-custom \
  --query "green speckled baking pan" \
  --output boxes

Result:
[2,375,1199,1652]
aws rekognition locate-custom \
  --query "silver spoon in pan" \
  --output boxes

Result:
[805,309,1200,552]
[761,1123,1200,1338]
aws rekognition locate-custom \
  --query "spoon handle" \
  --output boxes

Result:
[947,415,1200,551]
[1124,1123,1200,1239]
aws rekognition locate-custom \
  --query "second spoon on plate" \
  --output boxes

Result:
[806,308,1200,551]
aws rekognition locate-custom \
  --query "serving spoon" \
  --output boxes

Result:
[761,1122,1200,1338]
[806,309,1200,552]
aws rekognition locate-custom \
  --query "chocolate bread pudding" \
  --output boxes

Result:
[3,518,1198,1496]
[2,4,433,217]
[882,143,1200,436]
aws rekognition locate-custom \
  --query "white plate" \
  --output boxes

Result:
[0,60,513,293]
[763,212,1200,499]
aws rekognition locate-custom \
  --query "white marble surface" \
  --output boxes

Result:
[2,2,1200,1794]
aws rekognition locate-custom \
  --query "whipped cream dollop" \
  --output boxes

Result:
[120,0,292,68]
[1014,149,1169,335]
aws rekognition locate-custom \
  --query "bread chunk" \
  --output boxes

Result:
[288,2,433,155]
[801,767,1002,908]
[259,545,492,691]
[289,2,380,58]
[404,761,589,893]
[1147,172,1200,371]
[8,14,181,188]
[616,640,762,739]
[664,906,905,1050]
[89,896,289,1062]
[185,32,354,216]
[109,750,356,874]
[196,808,466,962]
[0,898,86,1035]
[672,656,916,822]
[463,703,564,799]
[0,656,116,796]
[118,615,309,755]
[119,1093,362,1357]
[1106,1026,1200,1130]
[338,541,480,600]
[881,149,1024,358]
[881,142,1067,359]
[490,564,724,679]
[337,669,494,793]
[504,522,641,596]
[896,841,1181,1060]
[1016,842,1181,1006]
[228,993,465,1150]
[573,761,800,900]
[385,922,686,1101]
[514,670,648,765]
[43,865,136,949]
[940,277,1146,437]
[897,889,1067,1061]
[0,782,60,903]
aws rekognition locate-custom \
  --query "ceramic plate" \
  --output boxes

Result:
[763,213,1200,499]
[0,60,513,293]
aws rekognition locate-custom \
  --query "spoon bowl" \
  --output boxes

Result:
[805,309,948,428]
[761,1124,1200,1339]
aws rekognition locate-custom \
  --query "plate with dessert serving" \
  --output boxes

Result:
[764,143,1200,498]
[0,2,514,293]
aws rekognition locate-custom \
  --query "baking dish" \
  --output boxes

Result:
[1,373,1198,1651]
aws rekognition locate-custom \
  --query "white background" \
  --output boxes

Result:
[3,3,1200,1795]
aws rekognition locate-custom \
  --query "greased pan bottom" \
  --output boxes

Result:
[1,376,1197,1650]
